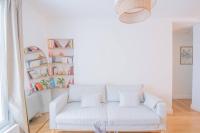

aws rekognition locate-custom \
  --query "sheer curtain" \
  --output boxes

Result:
[0,0,8,129]
[5,0,28,132]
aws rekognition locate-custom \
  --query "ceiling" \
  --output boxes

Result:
[26,0,200,19]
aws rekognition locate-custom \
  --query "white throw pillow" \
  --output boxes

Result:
[81,93,101,107]
[119,90,140,107]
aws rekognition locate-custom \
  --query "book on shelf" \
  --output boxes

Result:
[48,39,74,49]
[48,40,55,49]
[54,40,62,48]
[25,46,51,95]
[65,40,73,48]
[47,39,74,90]
[27,46,39,52]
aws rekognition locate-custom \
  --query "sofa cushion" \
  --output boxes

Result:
[119,90,140,107]
[56,102,107,125]
[69,84,106,102]
[106,84,143,102]
[107,102,160,126]
[81,93,101,107]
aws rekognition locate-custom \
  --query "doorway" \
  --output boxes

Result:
[172,22,193,100]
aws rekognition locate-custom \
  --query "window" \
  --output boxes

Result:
[0,0,8,129]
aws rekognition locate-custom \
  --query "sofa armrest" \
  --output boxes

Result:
[155,102,167,130]
[155,102,167,119]
[49,92,68,129]
[144,92,167,118]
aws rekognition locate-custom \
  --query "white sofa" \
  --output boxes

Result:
[50,84,166,133]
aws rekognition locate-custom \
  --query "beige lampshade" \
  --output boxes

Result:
[115,0,156,24]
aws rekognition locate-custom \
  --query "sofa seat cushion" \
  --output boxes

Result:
[56,102,107,125]
[107,102,160,126]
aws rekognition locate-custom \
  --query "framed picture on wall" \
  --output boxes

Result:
[180,46,193,65]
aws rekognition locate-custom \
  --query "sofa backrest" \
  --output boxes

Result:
[106,84,143,102]
[68,84,106,102]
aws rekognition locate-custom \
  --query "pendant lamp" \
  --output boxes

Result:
[115,0,156,24]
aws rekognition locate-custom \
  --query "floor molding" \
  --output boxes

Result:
[168,107,174,114]
[191,104,200,112]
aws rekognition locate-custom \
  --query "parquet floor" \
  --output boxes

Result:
[29,99,200,133]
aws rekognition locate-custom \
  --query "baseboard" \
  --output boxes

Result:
[173,94,192,99]
[191,104,200,112]
[167,107,173,114]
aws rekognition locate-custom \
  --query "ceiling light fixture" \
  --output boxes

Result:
[115,0,156,24]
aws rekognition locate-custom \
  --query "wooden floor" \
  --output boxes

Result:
[29,113,49,133]
[29,99,200,133]
[167,100,200,133]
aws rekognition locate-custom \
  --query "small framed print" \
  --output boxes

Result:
[180,46,193,65]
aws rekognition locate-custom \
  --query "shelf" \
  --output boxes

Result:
[48,48,73,50]
[26,57,46,62]
[49,55,73,58]
[49,74,74,78]
[30,76,49,82]
[25,50,42,55]
[51,87,68,90]
[47,39,74,90]
[27,63,48,71]
[50,75,67,78]
[49,62,73,66]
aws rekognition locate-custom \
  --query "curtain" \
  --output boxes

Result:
[0,0,8,128]
[5,0,29,132]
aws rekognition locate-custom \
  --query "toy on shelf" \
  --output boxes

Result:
[48,39,74,89]
[24,46,50,95]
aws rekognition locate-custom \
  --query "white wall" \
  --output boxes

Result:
[172,27,193,99]
[22,1,47,55]
[22,1,173,112]
[22,0,48,89]
[22,0,50,112]
[192,24,200,112]
[45,18,173,111]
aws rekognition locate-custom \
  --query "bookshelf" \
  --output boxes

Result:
[48,39,74,89]
[24,46,50,95]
